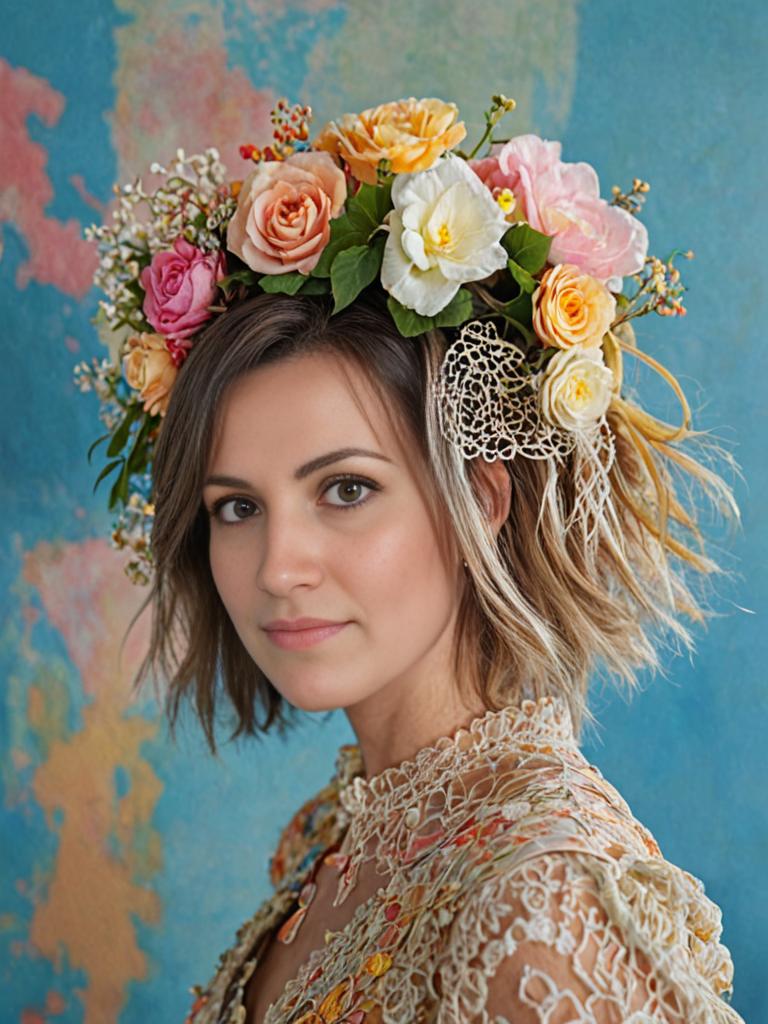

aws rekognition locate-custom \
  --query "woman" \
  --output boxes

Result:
[127,288,743,1023]
[80,94,744,1022]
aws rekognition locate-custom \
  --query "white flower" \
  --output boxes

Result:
[381,154,509,317]
[539,347,614,431]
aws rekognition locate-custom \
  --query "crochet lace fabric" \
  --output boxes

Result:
[184,696,744,1024]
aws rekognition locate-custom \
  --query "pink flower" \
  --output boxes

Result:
[226,151,347,275]
[471,134,648,291]
[140,238,226,340]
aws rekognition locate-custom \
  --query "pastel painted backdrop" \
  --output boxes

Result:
[1,2,765,1021]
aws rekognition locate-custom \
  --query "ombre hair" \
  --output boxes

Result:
[125,288,737,754]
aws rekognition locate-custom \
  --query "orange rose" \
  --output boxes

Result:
[532,263,616,350]
[122,333,178,417]
[314,97,466,185]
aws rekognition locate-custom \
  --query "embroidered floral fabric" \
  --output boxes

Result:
[184,696,744,1024]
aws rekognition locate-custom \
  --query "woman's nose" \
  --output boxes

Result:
[254,507,324,596]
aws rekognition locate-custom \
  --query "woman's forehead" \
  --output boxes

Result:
[210,350,402,467]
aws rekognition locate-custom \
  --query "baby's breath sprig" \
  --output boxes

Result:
[613,249,694,326]
[110,490,155,586]
[610,178,651,216]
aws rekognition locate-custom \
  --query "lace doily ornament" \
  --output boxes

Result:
[433,318,616,540]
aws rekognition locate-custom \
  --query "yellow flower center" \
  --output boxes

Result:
[568,376,592,406]
[437,222,452,247]
[496,188,516,215]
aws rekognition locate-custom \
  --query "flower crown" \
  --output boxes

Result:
[76,93,700,585]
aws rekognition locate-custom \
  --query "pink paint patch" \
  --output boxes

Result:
[112,22,275,182]
[64,335,79,353]
[0,59,97,298]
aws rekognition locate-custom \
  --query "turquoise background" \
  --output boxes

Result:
[1,1,764,1021]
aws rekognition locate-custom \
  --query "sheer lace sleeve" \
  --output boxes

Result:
[436,851,743,1024]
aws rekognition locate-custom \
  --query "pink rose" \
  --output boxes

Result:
[226,151,347,275]
[140,238,226,340]
[471,134,648,291]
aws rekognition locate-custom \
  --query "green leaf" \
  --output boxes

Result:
[92,459,123,495]
[298,276,331,296]
[108,460,131,512]
[218,268,257,293]
[501,290,533,326]
[434,288,474,328]
[330,237,385,314]
[507,258,538,295]
[310,216,368,278]
[87,432,111,466]
[106,404,141,459]
[126,414,156,475]
[347,181,393,231]
[502,223,552,274]
[386,288,474,339]
[258,272,307,295]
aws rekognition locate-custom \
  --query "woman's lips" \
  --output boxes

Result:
[264,622,350,650]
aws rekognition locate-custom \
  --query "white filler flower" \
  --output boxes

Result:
[381,154,509,317]
[539,347,614,431]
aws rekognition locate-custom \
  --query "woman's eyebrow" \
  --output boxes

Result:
[204,447,393,489]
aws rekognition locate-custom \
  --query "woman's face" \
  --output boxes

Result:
[202,349,464,715]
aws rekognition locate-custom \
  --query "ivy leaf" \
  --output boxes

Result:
[502,223,552,274]
[330,237,385,314]
[92,458,123,495]
[386,288,474,338]
[106,403,142,459]
[507,259,538,295]
[258,271,308,295]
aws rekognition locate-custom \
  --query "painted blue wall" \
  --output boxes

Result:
[1,2,764,1020]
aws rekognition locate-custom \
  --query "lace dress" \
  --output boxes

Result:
[183,695,744,1023]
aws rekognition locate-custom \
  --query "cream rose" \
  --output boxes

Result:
[532,263,616,350]
[539,347,614,431]
[314,97,466,185]
[226,151,346,275]
[122,333,178,417]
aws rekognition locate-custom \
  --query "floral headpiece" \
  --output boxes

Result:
[76,94,703,585]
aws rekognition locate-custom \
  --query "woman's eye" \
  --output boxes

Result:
[323,476,377,509]
[211,497,257,524]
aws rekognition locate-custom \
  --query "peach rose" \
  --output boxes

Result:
[532,263,616,350]
[314,97,466,185]
[122,333,178,417]
[226,151,346,275]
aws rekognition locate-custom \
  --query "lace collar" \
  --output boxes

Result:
[326,694,578,903]
[335,694,576,813]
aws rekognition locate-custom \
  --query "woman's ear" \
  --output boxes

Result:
[471,458,512,537]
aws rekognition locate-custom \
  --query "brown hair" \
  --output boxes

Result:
[125,289,736,754]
